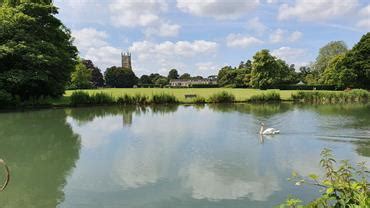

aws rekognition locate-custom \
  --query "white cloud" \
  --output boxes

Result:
[271,47,308,68]
[54,0,108,24]
[226,33,263,48]
[196,62,220,72]
[72,28,122,70]
[84,46,122,70]
[177,0,259,20]
[144,22,181,37]
[269,29,284,43]
[108,0,181,37]
[130,40,218,57]
[357,4,370,30]
[278,0,359,21]
[270,29,303,43]
[72,28,108,52]
[109,0,168,27]
[289,31,303,42]
[128,40,219,75]
[247,17,268,35]
[266,0,278,3]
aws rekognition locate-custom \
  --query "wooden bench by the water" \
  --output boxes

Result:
[184,94,197,99]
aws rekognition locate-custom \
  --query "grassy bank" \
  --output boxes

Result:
[63,88,298,105]
[2,88,368,109]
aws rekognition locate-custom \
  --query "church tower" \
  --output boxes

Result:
[121,52,132,70]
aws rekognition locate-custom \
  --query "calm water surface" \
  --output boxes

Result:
[0,103,369,208]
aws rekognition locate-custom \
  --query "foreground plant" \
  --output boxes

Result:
[280,148,370,207]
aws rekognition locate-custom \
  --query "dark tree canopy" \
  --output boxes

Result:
[138,75,152,85]
[0,1,77,100]
[167,69,179,79]
[314,41,348,73]
[104,66,138,88]
[82,60,104,87]
[70,59,92,89]
[342,33,370,89]
[179,73,191,80]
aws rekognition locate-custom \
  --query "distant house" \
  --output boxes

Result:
[169,77,217,87]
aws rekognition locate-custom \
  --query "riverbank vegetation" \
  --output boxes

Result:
[280,149,369,207]
[0,1,369,109]
[248,91,281,102]
[292,89,370,104]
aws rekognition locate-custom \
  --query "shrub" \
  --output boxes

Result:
[21,96,53,107]
[0,90,16,107]
[190,84,218,88]
[117,94,149,105]
[90,92,115,104]
[70,91,91,106]
[151,93,178,104]
[291,90,370,103]
[276,84,342,91]
[280,148,370,207]
[208,91,235,103]
[117,94,134,105]
[132,94,149,105]
[248,91,281,102]
[192,96,206,104]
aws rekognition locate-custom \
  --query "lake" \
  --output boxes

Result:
[0,103,369,208]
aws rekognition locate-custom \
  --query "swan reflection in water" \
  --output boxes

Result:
[0,159,10,192]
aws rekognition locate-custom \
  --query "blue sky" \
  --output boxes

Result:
[54,0,370,76]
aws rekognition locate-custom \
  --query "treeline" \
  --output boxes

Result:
[217,51,298,89]
[217,33,370,90]
[138,69,214,87]
[68,60,138,89]
[69,62,213,89]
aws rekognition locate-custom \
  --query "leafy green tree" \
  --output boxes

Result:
[179,73,191,80]
[279,62,299,85]
[320,54,357,88]
[192,75,204,80]
[149,73,162,83]
[0,0,52,7]
[217,66,236,87]
[155,77,169,86]
[250,49,281,89]
[104,66,138,88]
[0,1,77,100]
[138,75,152,85]
[342,32,370,89]
[70,60,92,89]
[82,60,104,87]
[313,41,348,73]
[167,69,179,79]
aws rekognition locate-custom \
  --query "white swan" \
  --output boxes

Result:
[259,123,280,135]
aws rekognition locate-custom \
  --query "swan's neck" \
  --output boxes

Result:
[259,125,264,134]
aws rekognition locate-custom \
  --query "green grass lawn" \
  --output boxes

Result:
[63,88,300,103]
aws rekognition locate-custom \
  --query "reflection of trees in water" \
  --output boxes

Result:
[0,109,81,207]
[67,105,179,127]
[306,104,370,158]
[150,104,179,114]
[306,104,370,127]
[208,103,292,117]
[355,140,370,157]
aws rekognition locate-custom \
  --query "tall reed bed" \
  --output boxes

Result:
[248,91,281,102]
[151,93,178,104]
[70,91,115,106]
[208,91,235,103]
[70,91,177,106]
[291,89,369,103]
